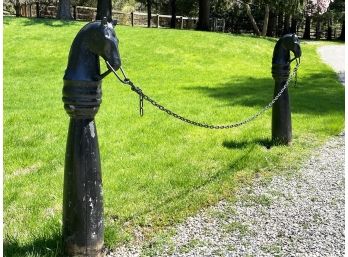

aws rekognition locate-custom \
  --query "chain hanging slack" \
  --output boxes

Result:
[106,61,300,129]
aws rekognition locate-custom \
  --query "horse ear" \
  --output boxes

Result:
[101,17,107,26]
[106,17,117,27]
[292,34,299,42]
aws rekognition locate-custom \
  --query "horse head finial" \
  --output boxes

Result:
[64,19,121,81]
[281,34,302,59]
[273,33,301,65]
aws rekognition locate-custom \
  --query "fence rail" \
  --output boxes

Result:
[17,3,225,32]
[12,3,342,39]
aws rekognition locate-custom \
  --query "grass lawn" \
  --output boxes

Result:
[3,17,344,256]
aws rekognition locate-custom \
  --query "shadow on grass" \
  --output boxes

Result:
[223,138,273,149]
[4,233,62,257]
[4,147,253,256]
[112,146,256,225]
[184,71,344,115]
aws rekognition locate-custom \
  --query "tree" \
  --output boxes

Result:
[290,17,297,33]
[261,3,269,35]
[302,16,311,39]
[325,11,333,40]
[289,0,306,34]
[308,0,331,39]
[197,0,210,31]
[15,0,20,16]
[329,0,345,40]
[96,0,112,19]
[242,0,273,36]
[147,0,152,27]
[278,0,306,35]
[170,0,176,28]
[283,11,291,34]
[57,0,73,20]
[244,2,261,35]
[134,0,152,27]
[303,0,315,39]
[266,9,277,36]
[338,22,345,41]
[277,11,284,36]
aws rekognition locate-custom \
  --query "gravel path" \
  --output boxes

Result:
[317,45,345,85]
[108,45,345,257]
[109,135,344,257]
[162,135,345,257]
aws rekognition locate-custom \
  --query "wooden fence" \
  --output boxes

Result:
[296,28,342,40]
[17,3,225,32]
[14,3,343,38]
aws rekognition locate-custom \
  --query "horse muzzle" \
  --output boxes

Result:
[99,57,121,80]
[106,57,121,71]
[292,44,302,59]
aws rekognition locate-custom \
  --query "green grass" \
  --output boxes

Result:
[223,221,249,236]
[3,17,344,256]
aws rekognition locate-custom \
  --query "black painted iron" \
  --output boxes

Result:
[271,34,301,145]
[62,17,120,257]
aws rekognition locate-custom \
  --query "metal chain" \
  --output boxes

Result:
[106,61,300,129]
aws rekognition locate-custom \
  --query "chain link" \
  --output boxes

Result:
[107,62,300,129]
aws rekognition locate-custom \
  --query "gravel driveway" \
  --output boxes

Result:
[317,45,345,85]
[108,45,345,257]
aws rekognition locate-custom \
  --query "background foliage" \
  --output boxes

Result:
[4,0,344,40]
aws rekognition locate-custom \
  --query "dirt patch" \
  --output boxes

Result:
[10,163,42,178]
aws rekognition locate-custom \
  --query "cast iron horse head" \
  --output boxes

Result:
[272,34,302,65]
[64,17,121,81]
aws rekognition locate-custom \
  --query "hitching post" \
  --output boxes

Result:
[271,34,301,145]
[62,18,120,256]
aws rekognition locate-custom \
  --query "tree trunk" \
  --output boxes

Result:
[261,4,270,36]
[327,17,332,40]
[170,0,176,28]
[36,2,40,18]
[96,0,112,20]
[15,5,21,17]
[338,22,345,41]
[245,3,261,35]
[303,16,311,39]
[147,0,152,28]
[283,12,290,35]
[73,5,77,20]
[197,0,210,31]
[315,19,321,40]
[23,3,27,17]
[57,0,73,20]
[15,0,21,17]
[277,11,284,36]
[290,17,297,34]
[267,10,276,37]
